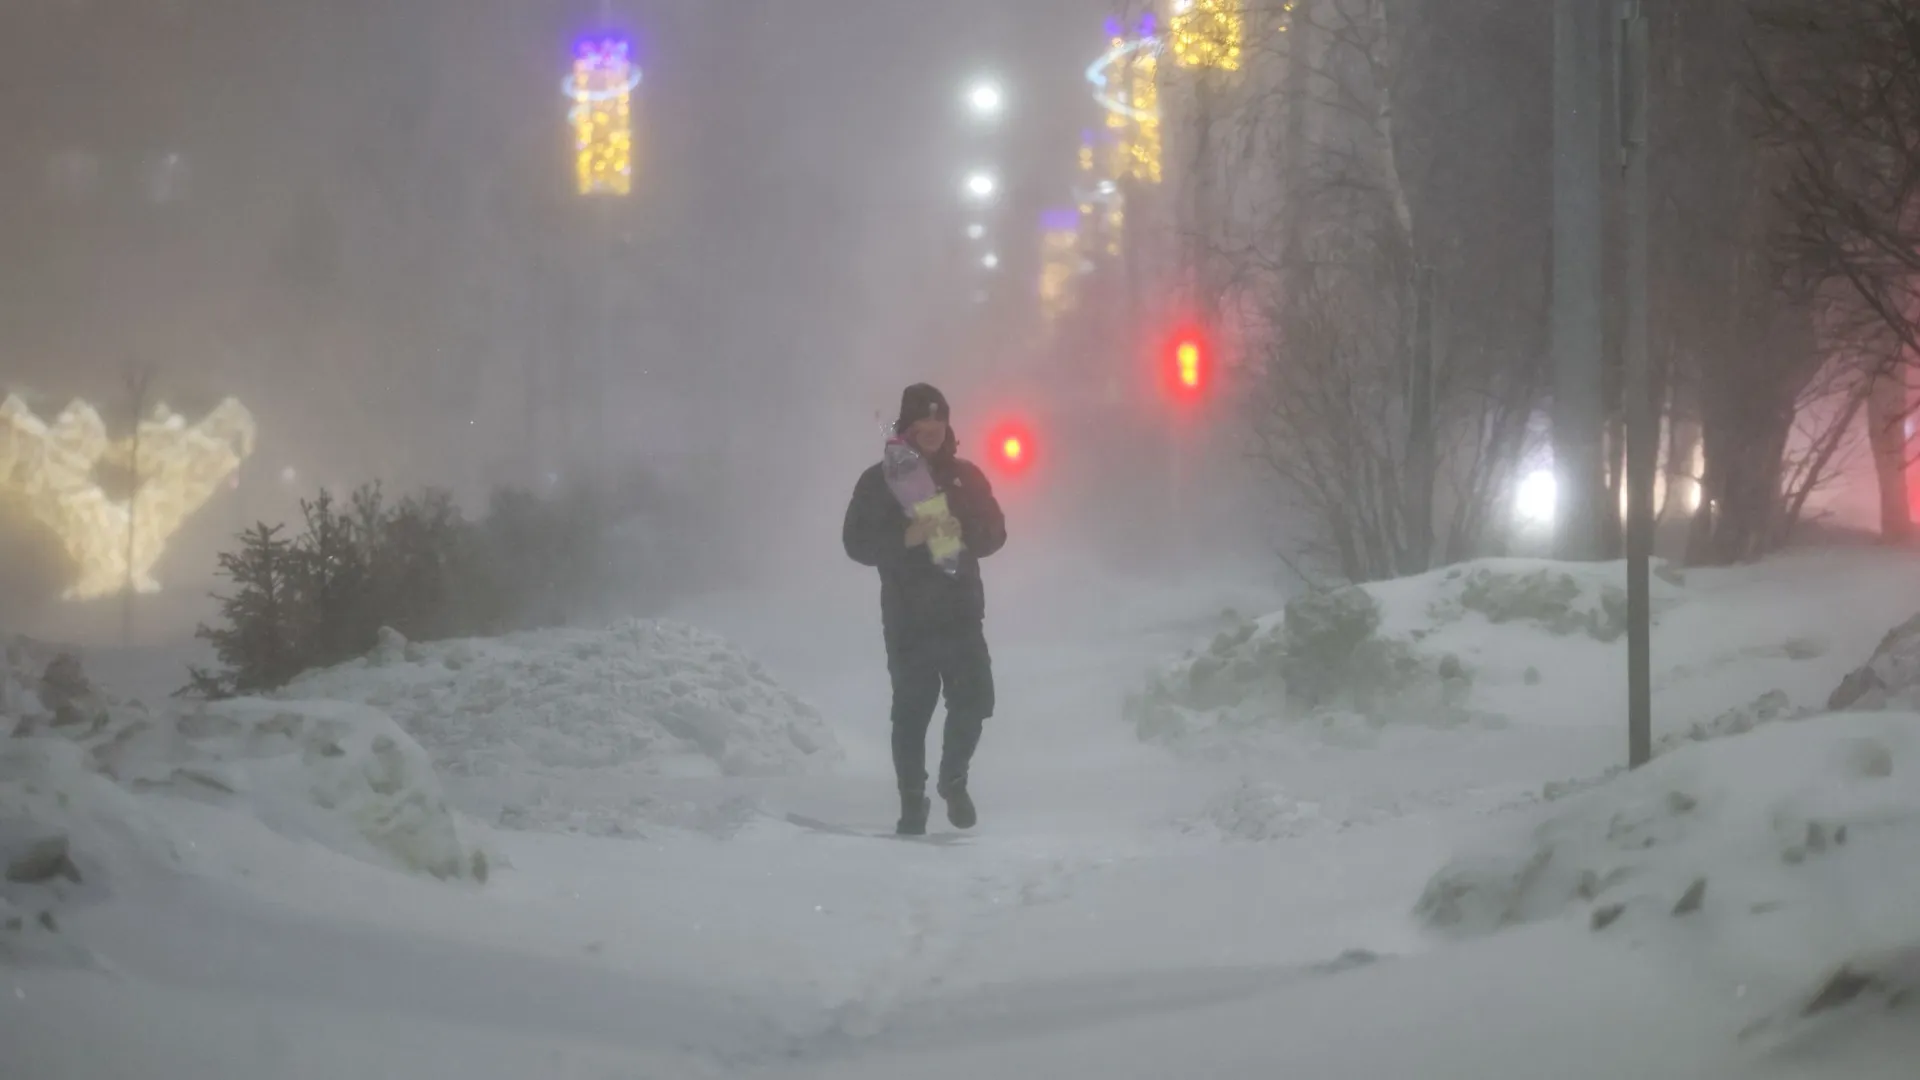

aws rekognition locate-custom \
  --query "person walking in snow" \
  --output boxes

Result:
[843,384,1007,835]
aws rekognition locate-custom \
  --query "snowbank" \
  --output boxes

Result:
[2,633,62,717]
[1120,554,1911,762]
[280,619,842,836]
[97,698,488,881]
[1125,558,1681,750]
[4,645,486,883]
[1830,611,1920,712]
[1416,712,1920,1033]
[0,738,176,969]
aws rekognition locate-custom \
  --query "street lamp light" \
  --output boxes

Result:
[965,170,997,201]
[982,252,1000,270]
[967,223,986,240]
[965,79,1004,119]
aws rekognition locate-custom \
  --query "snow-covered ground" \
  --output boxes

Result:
[4,545,1919,1078]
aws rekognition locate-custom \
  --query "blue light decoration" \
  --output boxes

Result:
[1085,23,1162,124]
[1085,16,1162,187]
[1040,207,1082,233]
[564,35,642,196]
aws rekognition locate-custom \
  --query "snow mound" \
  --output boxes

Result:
[0,738,177,969]
[1124,557,1764,758]
[280,619,842,836]
[1654,688,1816,757]
[1124,581,1482,752]
[1,634,64,720]
[5,648,485,882]
[94,698,489,882]
[1178,778,1336,842]
[1421,559,1679,642]
[1416,712,1920,1027]
[1829,612,1920,712]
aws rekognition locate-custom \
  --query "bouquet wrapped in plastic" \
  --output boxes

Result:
[882,436,963,575]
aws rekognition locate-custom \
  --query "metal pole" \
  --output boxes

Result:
[1553,0,1607,561]
[1620,0,1653,767]
[597,197,614,482]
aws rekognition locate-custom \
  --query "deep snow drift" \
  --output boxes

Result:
[281,619,842,835]
[5,548,1920,1078]
[1419,711,1920,1047]
[3,646,488,886]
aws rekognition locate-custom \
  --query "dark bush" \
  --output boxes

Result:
[184,478,635,697]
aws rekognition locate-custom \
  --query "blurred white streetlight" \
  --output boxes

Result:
[1514,469,1557,529]
[967,223,986,240]
[965,170,997,200]
[965,79,1004,118]
[982,252,1000,269]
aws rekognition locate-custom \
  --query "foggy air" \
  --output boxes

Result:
[3,2,1918,1077]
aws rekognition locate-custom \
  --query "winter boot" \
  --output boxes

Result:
[937,776,977,830]
[896,788,931,836]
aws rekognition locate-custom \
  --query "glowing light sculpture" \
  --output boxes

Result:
[1168,0,1244,71]
[566,36,640,197]
[0,394,257,600]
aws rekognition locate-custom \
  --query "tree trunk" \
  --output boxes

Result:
[1405,267,1437,571]
[1662,385,1701,523]
[1867,366,1913,543]
[1552,0,1610,561]
[1702,396,1792,564]
[1604,411,1627,558]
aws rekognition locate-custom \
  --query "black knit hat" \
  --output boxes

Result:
[894,383,950,434]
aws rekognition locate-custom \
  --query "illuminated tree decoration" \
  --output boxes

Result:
[0,394,257,600]
[568,36,640,197]
[1168,0,1243,71]
[1122,35,1162,183]
[1077,128,1102,236]
[1089,16,1164,185]
[1038,209,1083,325]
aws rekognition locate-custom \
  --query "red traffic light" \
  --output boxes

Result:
[1163,326,1209,401]
[985,421,1035,475]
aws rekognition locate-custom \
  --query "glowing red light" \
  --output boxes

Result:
[1164,326,1209,401]
[986,421,1035,475]
[1176,340,1201,388]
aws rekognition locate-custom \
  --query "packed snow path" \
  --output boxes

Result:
[8,549,1920,1078]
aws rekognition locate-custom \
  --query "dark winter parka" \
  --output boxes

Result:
[843,398,1007,656]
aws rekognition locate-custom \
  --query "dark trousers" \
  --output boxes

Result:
[887,622,994,793]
